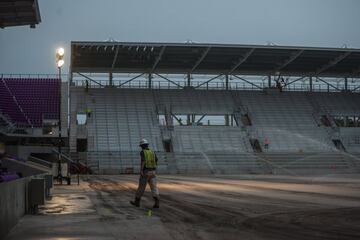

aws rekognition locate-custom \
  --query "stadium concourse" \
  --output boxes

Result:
[2,41,360,239]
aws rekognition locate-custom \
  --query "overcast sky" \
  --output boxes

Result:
[0,0,359,75]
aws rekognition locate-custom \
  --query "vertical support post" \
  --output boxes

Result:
[191,114,195,124]
[268,75,271,88]
[309,76,313,92]
[67,71,71,138]
[225,75,229,124]
[148,73,152,89]
[345,116,348,127]
[345,77,348,91]
[57,66,62,184]
[187,73,191,124]
[109,72,113,86]
[225,74,229,90]
[70,71,73,86]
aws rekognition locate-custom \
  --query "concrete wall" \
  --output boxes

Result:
[0,178,28,240]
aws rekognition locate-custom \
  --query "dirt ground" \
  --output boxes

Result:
[87,174,360,240]
[5,174,360,240]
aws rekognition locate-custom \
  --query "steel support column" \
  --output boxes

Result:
[268,75,271,88]
[309,77,313,92]
[345,77,348,91]
[225,74,229,125]
[186,72,191,126]
[148,73,152,89]
[109,72,113,86]
[225,74,229,90]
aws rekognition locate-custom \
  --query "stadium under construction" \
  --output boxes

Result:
[1,5,360,238]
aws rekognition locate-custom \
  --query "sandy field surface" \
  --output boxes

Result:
[5,174,360,240]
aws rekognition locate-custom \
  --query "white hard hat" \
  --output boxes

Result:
[139,139,149,146]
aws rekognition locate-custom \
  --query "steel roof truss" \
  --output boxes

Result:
[232,75,263,89]
[274,50,304,72]
[228,48,255,74]
[190,47,211,73]
[111,45,120,69]
[315,52,352,76]
[155,73,183,88]
[151,46,166,73]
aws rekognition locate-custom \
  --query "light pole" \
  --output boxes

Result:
[56,48,64,183]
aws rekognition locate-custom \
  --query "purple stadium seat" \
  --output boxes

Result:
[0,78,60,127]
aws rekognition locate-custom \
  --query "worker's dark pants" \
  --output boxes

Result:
[135,170,159,199]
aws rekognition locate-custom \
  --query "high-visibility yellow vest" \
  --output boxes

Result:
[144,149,156,168]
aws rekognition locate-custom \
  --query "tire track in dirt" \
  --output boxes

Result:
[85,175,360,240]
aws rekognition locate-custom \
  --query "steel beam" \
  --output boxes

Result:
[171,114,183,125]
[151,46,166,72]
[225,74,229,90]
[187,73,191,87]
[118,73,144,87]
[315,51,352,76]
[109,72,113,86]
[345,77,348,91]
[352,85,360,92]
[283,76,307,87]
[274,50,304,72]
[232,75,263,90]
[196,114,206,124]
[190,47,211,73]
[194,74,223,89]
[229,48,255,74]
[76,72,105,87]
[72,66,355,78]
[155,73,183,88]
[148,73,152,89]
[111,45,120,69]
[316,77,341,91]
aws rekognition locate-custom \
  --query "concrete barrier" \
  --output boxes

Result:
[0,178,28,240]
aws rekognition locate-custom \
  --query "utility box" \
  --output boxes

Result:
[28,178,45,213]
[44,174,53,198]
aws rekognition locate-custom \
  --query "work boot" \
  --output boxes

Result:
[153,197,160,208]
[130,197,140,207]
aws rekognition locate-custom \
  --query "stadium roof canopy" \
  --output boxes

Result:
[71,41,360,78]
[0,0,41,28]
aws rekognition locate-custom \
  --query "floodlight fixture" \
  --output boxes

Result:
[57,59,64,68]
[56,47,65,69]
[57,47,65,57]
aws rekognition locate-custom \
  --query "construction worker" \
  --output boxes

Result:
[130,139,160,208]
[85,107,92,118]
